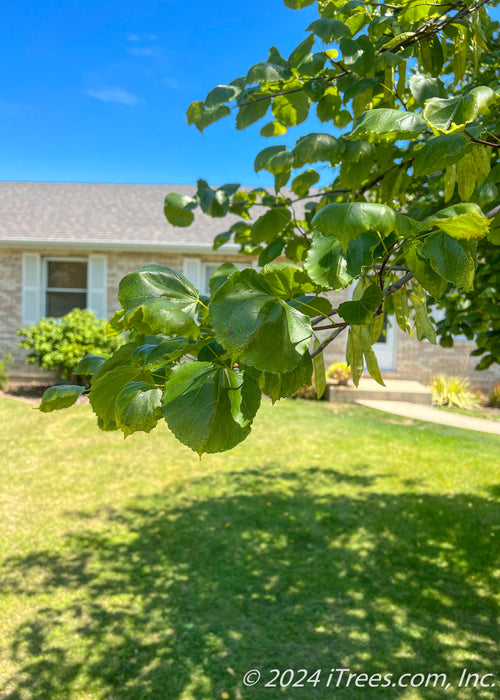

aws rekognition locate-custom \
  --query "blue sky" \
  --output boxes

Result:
[0,0,319,186]
[1,1,498,187]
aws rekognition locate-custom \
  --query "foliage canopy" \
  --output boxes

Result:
[42,0,500,454]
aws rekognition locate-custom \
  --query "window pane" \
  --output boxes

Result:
[48,261,87,289]
[46,291,87,317]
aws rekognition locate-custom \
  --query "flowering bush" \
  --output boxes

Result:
[326,362,351,386]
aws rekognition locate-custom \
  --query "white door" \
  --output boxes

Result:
[373,313,397,371]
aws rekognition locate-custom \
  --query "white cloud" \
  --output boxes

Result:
[126,34,139,41]
[86,88,140,106]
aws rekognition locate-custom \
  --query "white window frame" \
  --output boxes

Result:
[42,256,88,317]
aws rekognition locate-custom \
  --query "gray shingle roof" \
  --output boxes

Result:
[0,182,246,251]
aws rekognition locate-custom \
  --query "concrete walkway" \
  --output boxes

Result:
[357,400,500,435]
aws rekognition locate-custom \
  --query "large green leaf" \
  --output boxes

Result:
[419,203,489,241]
[413,134,472,177]
[345,231,380,276]
[293,132,340,167]
[236,98,269,130]
[89,343,157,429]
[272,91,310,127]
[284,0,315,8]
[312,339,327,399]
[338,284,383,325]
[187,102,230,132]
[305,232,352,290]
[114,381,162,438]
[422,232,476,289]
[164,193,197,227]
[253,351,313,403]
[409,74,446,106]
[288,34,315,68]
[307,18,351,43]
[423,86,498,132]
[246,62,291,83]
[348,109,427,142]
[205,84,241,107]
[118,265,200,315]
[312,202,398,251]
[39,385,85,413]
[210,267,313,373]
[254,145,287,173]
[161,362,261,455]
[123,298,200,339]
[251,208,291,244]
[74,353,108,376]
[405,246,448,299]
[291,169,320,197]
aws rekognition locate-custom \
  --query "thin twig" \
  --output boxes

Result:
[464,130,500,149]
[311,326,348,358]
[486,204,500,220]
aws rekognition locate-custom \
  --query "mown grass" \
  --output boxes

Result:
[0,397,499,700]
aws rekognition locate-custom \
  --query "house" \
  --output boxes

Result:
[1,181,499,389]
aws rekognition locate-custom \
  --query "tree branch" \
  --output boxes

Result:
[464,129,500,149]
[486,204,500,220]
[311,326,348,358]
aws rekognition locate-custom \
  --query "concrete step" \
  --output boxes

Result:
[328,377,432,405]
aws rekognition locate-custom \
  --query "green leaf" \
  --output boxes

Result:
[254,145,287,173]
[164,193,197,227]
[307,18,351,43]
[251,208,291,244]
[291,169,320,197]
[422,232,476,289]
[405,246,448,299]
[236,98,269,130]
[346,328,363,387]
[293,132,340,167]
[208,263,241,296]
[419,36,443,78]
[74,353,108,376]
[338,284,383,325]
[205,85,241,107]
[284,0,315,8]
[258,238,286,266]
[312,339,327,399]
[246,62,291,83]
[298,52,327,77]
[420,203,489,241]
[409,283,436,343]
[118,265,200,315]
[409,74,447,106]
[89,344,155,429]
[211,267,313,373]
[254,351,313,403]
[423,86,498,132]
[312,202,398,251]
[392,287,413,336]
[272,91,310,127]
[114,381,162,437]
[345,231,380,276]
[305,233,352,289]
[354,325,385,386]
[348,109,427,142]
[39,385,85,413]
[161,362,261,455]
[123,298,200,339]
[316,87,342,122]
[187,101,230,132]
[260,121,288,137]
[288,34,315,68]
[413,134,472,177]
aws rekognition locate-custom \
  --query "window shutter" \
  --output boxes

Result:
[22,253,42,324]
[182,257,202,289]
[88,254,108,318]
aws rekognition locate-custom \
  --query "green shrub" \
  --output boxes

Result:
[326,362,351,385]
[488,383,500,408]
[17,309,124,379]
[0,353,13,391]
[429,375,480,410]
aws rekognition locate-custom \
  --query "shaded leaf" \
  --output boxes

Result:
[338,284,383,325]
[422,232,476,289]
[114,381,162,437]
[305,233,352,289]
[39,385,85,413]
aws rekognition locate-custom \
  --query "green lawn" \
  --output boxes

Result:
[0,397,499,700]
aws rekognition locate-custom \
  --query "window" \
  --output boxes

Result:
[22,253,108,325]
[44,259,88,317]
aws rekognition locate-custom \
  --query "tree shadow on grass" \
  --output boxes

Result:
[0,469,499,699]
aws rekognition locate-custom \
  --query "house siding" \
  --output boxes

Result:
[2,248,500,388]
